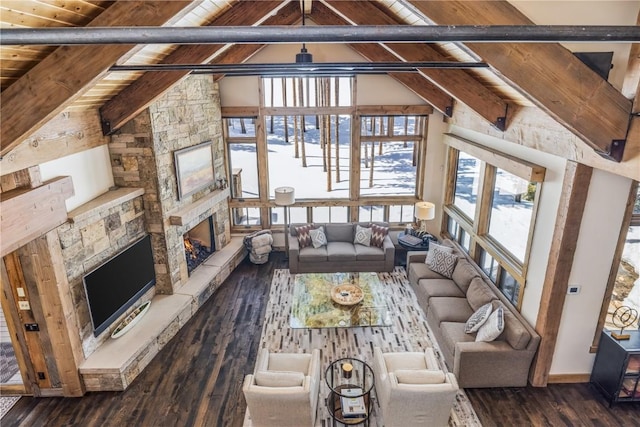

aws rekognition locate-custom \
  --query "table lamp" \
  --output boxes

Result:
[415,201,435,234]
[274,187,295,259]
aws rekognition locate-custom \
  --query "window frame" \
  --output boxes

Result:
[442,134,545,309]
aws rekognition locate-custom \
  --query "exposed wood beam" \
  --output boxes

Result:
[407,0,633,162]
[621,12,640,99]
[310,5,453,115]
[99,1,287,135]
[0,176,74,258]
[530,161,592,386]
[0,109,108,175]
[0,1,194,158]
[323,0,511,129]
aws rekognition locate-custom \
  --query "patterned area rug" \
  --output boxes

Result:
[244,267,482,427]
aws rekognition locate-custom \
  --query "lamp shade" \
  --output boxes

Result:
[415,201,435,221]
[274,187,295,206]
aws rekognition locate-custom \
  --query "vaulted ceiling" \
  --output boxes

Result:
[1,0,638,166]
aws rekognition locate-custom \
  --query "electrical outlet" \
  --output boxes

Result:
[18,301,31,310]
[17,287,26,297]
[568,285,581,295]
[25,323,39,332]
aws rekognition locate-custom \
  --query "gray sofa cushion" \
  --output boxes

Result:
[466,277,497,310]
[440,321,475,354]
[452,259,480,294]
[429,297,474,323]
[419,278,465,299]
[494,301,531,350]
[354,244,385,261]
[408,262,447,286]
[325,223,354,242]
[326,242,356,261]
[298,246,327,262]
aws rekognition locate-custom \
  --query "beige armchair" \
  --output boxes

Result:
[243,348,320,427]
[373,347,459,427]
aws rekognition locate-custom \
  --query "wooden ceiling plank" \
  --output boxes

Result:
[99,0,287,135]
[310,4,453,115]
[407,0,633,161]
[323,0,511,128]
[0,1,195,158]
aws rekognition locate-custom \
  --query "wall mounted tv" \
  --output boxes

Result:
[83,234,156,337]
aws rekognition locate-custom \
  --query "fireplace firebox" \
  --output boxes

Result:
[183,216,215,275]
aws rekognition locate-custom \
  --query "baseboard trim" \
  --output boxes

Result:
[547,373,591,384]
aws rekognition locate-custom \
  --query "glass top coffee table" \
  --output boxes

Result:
[290,272,392,329]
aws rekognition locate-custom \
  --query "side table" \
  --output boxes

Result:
[325,357,375,426]
[397,231,435,251]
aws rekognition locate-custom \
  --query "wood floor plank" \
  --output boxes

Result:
[2,253,639,426]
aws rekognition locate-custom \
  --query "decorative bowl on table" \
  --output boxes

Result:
[331,284,364,306]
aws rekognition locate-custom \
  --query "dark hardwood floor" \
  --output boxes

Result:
[3,253,639,426]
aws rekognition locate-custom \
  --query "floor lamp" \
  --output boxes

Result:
[415,201,435,236]
[274,187,295,260]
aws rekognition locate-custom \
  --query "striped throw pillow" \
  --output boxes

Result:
[369,224,389,248]
[294,224,316,248]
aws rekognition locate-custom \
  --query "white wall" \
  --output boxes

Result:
[220,42,427,107]
[39,145,114,211]
[551,169,632,374]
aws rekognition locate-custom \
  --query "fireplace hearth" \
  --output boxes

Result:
[183,216,215,275]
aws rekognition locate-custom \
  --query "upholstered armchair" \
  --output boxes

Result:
[373,347,459,427]
[243,348,321,427]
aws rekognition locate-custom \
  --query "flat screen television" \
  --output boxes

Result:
[83,234,156,337]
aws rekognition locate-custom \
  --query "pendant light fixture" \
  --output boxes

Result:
[295,5,313,64]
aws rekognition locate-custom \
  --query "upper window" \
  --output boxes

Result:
[453,151,481,221]
[262,77,352,107]
[488,169,536,263]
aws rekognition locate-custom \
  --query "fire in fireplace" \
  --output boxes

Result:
[183,216,215,275]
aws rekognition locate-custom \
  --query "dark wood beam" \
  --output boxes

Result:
[407,0,633,161]
[310,4,454,116]
[530,161,592,386]
[99,1,285,135]
[0,1,194,158]
[323,0,511,129]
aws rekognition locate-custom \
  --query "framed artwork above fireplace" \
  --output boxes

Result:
[174,141,215,200]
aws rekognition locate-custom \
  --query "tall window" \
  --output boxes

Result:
[225,76,429,229]
[443,137,545,308]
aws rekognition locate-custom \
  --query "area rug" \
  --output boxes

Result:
[243,267,482,427]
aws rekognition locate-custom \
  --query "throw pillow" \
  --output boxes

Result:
[354,225,372,246]
[254,370,304,387]
[426,247,458,278]
[465,302,493,334]
[294,224,315,248]
[394,369,446,385]
[476,306,504,342]
[369,223,389,248]
[425,242,453,265]
[309,226,327,248]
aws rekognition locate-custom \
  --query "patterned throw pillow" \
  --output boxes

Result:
[294,224,315,248]
[476,307,504,342]
[309,226,327,248]
[354,225,372,246]
[369,224,389,248]
[465,302,493,334]
[425,242,453,265]
[426,247,458,278]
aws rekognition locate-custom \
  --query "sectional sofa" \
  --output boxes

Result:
[288,222,395,274]
[406,239,540,388]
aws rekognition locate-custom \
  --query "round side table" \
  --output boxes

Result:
[325,357,374,426]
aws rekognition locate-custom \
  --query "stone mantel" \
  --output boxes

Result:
[68,187,145,223]
[168,187,230,226]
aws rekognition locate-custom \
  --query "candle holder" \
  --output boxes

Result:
[342,362,353,379]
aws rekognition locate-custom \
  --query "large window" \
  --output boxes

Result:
[225,76,429,229]
[443,136,545,308]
